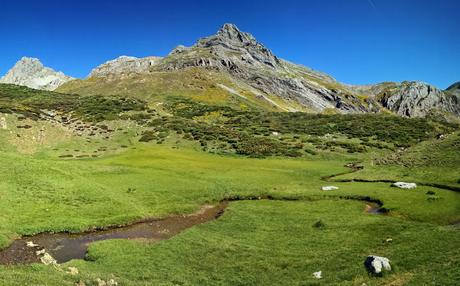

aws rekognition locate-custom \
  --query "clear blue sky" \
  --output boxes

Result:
[0,0,458,88]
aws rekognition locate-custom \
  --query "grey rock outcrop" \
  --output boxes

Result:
[375,81,460,117]
[446,81,460,96]
[0,57,74,91]
[88,56,162,77]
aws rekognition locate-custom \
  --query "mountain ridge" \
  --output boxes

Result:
[2,24,459,117]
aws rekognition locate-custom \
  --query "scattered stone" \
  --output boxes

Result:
[67,266,79,275]
[321,186,339,191]
[364,255,391,275]
[0,117,7,129]
[107,279,118,286]
[75,281,86,286]
[96,278,116,286]
[312,271,322,279]
[385,238,393,243]
[35,249,46,255]
[40,252,57,265]
[391,182,417,189]
[26,241,38,247]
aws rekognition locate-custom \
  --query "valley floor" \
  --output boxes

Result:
[0,144,458,285]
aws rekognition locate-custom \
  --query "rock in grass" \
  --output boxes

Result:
[40,252,57,265]
[364,256,391,275]
[321,186,339,191]
[107,279,118,286]
[67,267,79,275]
[312,271,322,279]
[95,278,118,286]
[96,278,106,286]
[391,182,416,189]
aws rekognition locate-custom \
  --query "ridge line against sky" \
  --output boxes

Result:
[0,0,459,88]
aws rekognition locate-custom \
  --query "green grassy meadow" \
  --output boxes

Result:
[0,84,459,285]
[0,143,459,285]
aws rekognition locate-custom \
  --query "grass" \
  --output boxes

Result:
[0,83,459,285]
[338,132,460,187]
[1,199,458,285]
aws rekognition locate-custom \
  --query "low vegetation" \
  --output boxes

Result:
[0,83,458,285]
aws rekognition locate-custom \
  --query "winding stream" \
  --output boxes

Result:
[0,199,383,265]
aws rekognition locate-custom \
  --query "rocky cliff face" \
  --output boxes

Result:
[89,56,162,77]
[0,57,74,91]
[378,81,460,117]
[446,82,460,96]
[156,23,368,113]
[353,81,460,117]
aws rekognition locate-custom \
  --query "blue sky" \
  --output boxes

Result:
[0,0,458,88]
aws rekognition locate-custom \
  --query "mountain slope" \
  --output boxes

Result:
[56,24,460,117]
[0,57,74,91]
[155,23,372,113]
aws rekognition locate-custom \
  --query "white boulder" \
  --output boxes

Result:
[392,182,417,189]
[312,271,322,279]
[321,186,339,191]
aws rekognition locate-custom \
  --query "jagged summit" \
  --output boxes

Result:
[195,23,281,69]
[197,23,256,48]
[0,57,74,91]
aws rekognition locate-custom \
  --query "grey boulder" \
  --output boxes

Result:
[364,255,391,275]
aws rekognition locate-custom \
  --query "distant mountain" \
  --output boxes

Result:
[0,57,74,91]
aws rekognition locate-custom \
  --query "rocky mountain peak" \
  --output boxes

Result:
[217,23,255,44]
[0,57,74,91]
[7,57,45,76]
[194,23,281,69]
